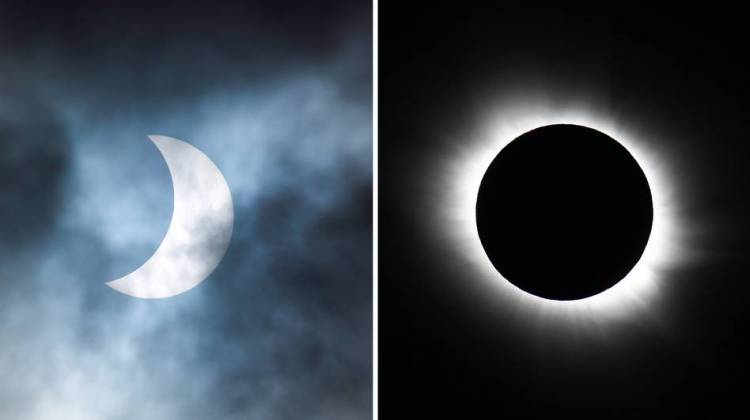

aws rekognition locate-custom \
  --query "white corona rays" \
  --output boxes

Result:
[436,101,686,326]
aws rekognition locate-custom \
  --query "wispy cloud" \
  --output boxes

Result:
[0,1,371,418]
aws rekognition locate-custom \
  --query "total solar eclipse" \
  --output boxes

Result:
[475,124,653,300]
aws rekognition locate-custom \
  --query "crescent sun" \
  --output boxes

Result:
[106,135,234,299]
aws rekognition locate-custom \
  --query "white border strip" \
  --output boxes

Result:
[372,0,378,418]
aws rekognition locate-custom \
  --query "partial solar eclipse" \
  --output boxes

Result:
[106,135,234,299]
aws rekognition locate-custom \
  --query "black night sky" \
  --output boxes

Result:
[380,4,750,418]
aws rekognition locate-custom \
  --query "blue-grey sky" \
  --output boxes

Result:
[0,1,371,418]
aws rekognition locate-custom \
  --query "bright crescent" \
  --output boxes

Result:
[106,135,234,299]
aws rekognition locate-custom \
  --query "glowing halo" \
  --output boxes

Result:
[434,100,687,328]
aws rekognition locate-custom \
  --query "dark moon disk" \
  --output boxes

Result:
[475,124,653,300]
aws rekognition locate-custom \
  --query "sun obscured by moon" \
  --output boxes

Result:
[433,99,689,329]
[476,124,654,301]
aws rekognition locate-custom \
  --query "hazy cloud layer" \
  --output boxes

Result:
[0,1,371,418]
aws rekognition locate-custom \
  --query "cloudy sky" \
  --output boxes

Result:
[0,1,371,419]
